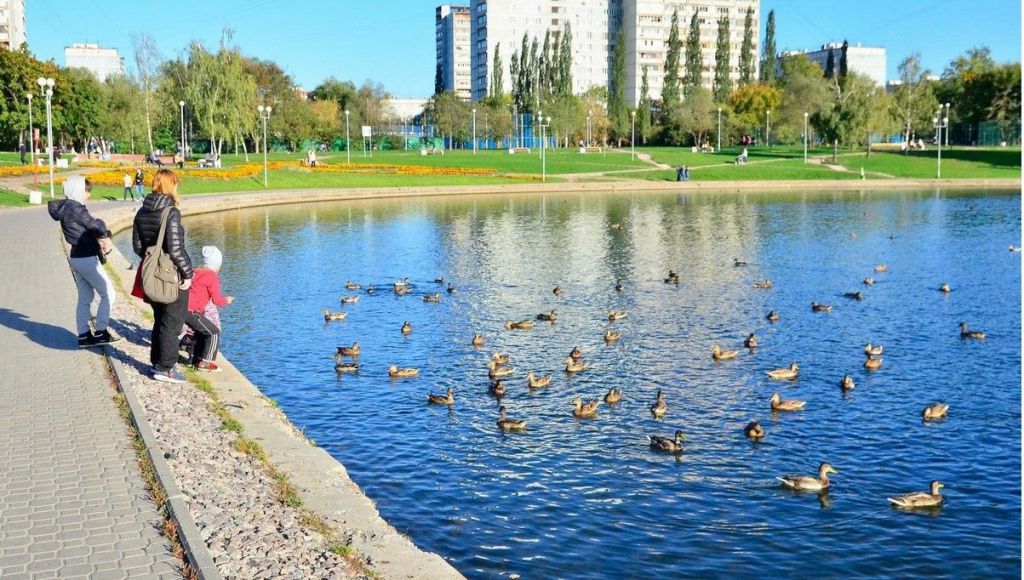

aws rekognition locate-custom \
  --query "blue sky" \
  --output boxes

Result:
[25,0,1021,96]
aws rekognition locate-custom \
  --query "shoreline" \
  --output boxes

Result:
[91,178,1019,578]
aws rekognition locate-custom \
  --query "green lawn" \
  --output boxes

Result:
[0,189,31,207]
[636,145,838,168]
[617,158,862,181]
[843,148,1021,179]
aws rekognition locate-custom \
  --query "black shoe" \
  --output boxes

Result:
[90,329,122,346]
[77,333,98,348]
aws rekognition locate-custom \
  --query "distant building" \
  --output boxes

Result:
[387,98,429,123]
[294,86,309,101]
[622,0,761,106]
[780,42,886,87]
[436,5,472,100]
[0,0,26,50]
[469,0,620,101]
[64,43,125,82]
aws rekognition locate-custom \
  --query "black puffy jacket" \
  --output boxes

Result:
[132,193,193,280]
[48,199,110,258]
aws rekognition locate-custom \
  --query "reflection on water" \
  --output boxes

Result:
[117,188,1021,578]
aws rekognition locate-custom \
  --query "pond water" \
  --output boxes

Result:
[118,188,1021,578]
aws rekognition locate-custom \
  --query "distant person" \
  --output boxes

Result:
[306,149,318,167]
[48,176,121,348]
[131,169,194,384]
[675,166,684,182]
[182,245,233,372]
[19,141,27,164]
[683,166,690,181]
[134,168,145,200]
[123,172,134,201]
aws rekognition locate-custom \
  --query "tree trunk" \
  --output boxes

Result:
[832,139,838,163]
[240,133,249,162]
[143,91,154,153]
[866,131,872,158]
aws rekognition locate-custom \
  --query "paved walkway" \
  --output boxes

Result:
[0,207,178,578]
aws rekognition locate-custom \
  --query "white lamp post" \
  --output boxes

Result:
[630,110,636,160]
[37,77,55,198]
[26,93,36,188]
[472,108,477,155]
[934,113,948,179]
[539,115,550,182]
[765,109,771,149]
[803,112,809,163]
[536,110,542,156]
[178,100,186,159]
[257,105,272,187]
[717,107,722,152]
[944,102,951,148]
[344,110,351,164]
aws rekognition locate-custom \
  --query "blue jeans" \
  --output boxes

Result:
[69,256,115,336]
[135,184,143,199]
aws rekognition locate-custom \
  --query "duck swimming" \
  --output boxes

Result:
[615,280,624,292]
[526,371,551,389]
[711,344,739,360]
[496,406,526,431]
[340,295,360,304]
[536,309,558,322]
[844,291,864,300]
[388,365,419,378]
[604,330,622,343]
[840,374,855,390]
[393,285,412,296]
[744,421,765,440]
[863,276,875,286]
[744,333,758,348]
[604,388,622,404]
[471,333,485,347]
[504,319,535,330]
[649,430,686,453]
[426,387,455,405]
[446,283,457,294]
[766,310,780,322]
[571,396,601,419]
[489,379,507,398]
[734,258,748,267]
[766,362,799,380]
[491,352,510,365]
[344,281,361,290]
[888,481,944,509]
[874,264,888,272]
[650,390,667,418]
[423,293,442,303]
[753,279,773,289]
[564,357,588,373]
[607,310,627,321]
[864,343,884,356]
[770,392,806,411]
[811,301,832,312]
[401,321,413,335]
[365,284,376,294]
[553,286,564,297]
[336,342,360,357]
[921,403,949,420]
[939,283,951,293]
[323,309,347,322]
[334,361,359,373]
[569,346,584,361]
[488,361,515,379]
[778,463,837,491]
[959,322,986,339]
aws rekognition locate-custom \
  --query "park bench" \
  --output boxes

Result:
[509,147,531,154]
[578,146,603,154]
[420,147,445,156]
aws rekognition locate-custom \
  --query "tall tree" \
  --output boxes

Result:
[671,86,716,146]
[529,36,540,111]
[558,21,573,95]
[760,9,777,84]
[548,34,561,95]
[608,26,628,143]
[509,47,520,108]
[683,11,703,97]
[662,10,682,116]
[738,8,755,86]
[890,53,938,149]
[540,31,552,98]
[777,54,829,144]
[638,66,652,144]
[839,40,849,79]
[518,34,531,111]
[824,50,835,79]
[434,64,444,95]
[491,44,504,96]
[812,72,874,162]
[713,16,732,102]
[131,33,161,153]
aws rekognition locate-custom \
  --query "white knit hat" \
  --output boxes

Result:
[63,176,88,203]
[202,246,223,270]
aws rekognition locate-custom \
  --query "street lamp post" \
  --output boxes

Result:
[944,102,951,148]
[257,105,272,187]
[37,77,55,198]
[536,110,542,157]
[539,115,550,182]
[717,107,722,152]
[26,93,36,188]
[630,110,636,160]
[765,109,771,149]
[803,112,809,163]
[178,100,186,160]
[934,113,948,179]
[472,108,477,155]
[344,110,351,164]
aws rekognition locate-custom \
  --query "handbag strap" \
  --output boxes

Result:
[154,207,172,252]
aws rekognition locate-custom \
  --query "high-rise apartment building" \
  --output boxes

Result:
[469,0,621,101]
[65,44,125,82]
[781,43,886,87]
[437,5,473,99]
[0,0,26,50]
[621,0,759,105]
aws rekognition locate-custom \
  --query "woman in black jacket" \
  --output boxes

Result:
[49,176,121,348]
[132,169,193,384]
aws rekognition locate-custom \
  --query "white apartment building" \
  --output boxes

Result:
[65,44,125,82]
[469,0,622,101]
[437,5,473,99]
[783,42,886,87]
[621,0,760,106]
[0,0,26,50]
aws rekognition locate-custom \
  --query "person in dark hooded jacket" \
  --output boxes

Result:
[132,169,194,384]
[48,176,121,348]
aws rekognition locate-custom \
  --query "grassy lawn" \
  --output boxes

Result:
[617,158,862,181]
[0,189,31,207]
[636,145,838,168]
[88,171,537,200]
[842,148,1021,179]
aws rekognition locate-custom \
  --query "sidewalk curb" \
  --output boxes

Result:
[104,345,222,580]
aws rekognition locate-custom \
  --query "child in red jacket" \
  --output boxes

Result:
[184,246,233,372]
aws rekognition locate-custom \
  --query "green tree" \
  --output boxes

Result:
[0,46,59,149]
[890,53,938,148]
[434,64,443,95]
[670,86,715,146]
[839,40,849,79]
[638,66,653,144]
[608,26,629,143]
[429,90,470,148]
[509,47,520,107]
[98,75,145,153]
[480,93,513,145]
[540,31,552,98]
[683,11,702,98]
[56,67,102,150]
[490,44,504,96]
[777,54,829,144]
[713,15,732,103]
[738,8,755,86]
[863,87,896,157]
[558,21,573,95]
[986,64,1022,143]
[812,72,874,162]
[728,83,782,138]
[760,10,777,84]
[662,10,682,116]
[529,37,540,111]
[131,33,162,152]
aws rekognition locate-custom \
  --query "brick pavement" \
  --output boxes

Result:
[0,207,178,578]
